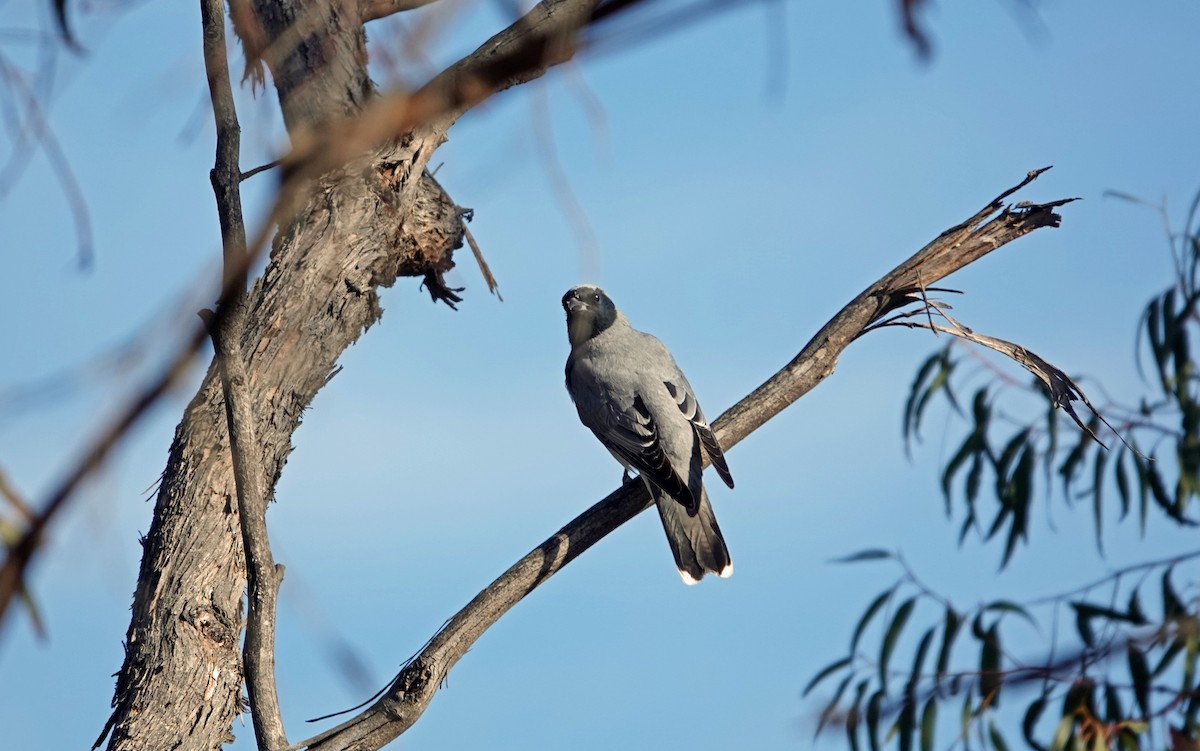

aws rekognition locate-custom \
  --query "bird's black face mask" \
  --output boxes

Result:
[563,285,617,346]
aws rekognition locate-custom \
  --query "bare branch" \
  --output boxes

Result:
[293,169,1075,751]
[281,0,612,186]
[202,0,288,749]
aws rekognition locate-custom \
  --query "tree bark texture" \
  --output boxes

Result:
[99,2,466,748]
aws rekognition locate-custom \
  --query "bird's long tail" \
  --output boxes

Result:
[648,482,732,585]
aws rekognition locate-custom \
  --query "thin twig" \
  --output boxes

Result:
[0,52,93,268]
[461,223,502,300]
[241,158,282,181]
[201,0,288,748]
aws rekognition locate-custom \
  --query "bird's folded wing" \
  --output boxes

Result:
[598,394,697,512]
[664,380,734,489]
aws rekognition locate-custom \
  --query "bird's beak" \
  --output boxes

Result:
[565,297,588,314]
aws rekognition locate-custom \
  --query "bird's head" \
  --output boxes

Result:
[563,284,618,347]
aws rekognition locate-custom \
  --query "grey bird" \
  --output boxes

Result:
[562,284,734,584]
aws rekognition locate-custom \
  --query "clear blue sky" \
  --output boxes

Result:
[2,1,1198,749]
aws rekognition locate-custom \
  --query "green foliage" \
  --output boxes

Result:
[810,193,1200,751]
[809,552,1200,751]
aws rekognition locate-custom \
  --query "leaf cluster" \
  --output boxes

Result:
[808,553,1200,751]
[812,192,1200,751]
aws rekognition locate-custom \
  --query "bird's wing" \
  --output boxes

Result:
[664,380,734,489]
[595,394,698,512]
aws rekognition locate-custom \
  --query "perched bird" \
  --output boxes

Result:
[562,284,734,584]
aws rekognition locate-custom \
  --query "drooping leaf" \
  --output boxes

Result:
[1002,446,1035,567]
[1072,600,1146,628]
[989,721,1010,751]
[881,597,918,690]
[961,688,975,745]
[937,606,962,682]
[1145,457,1194,525]
[1114,449,1131,520]
[909,627,937,691]
[898,693,917,751]
[1071,603,1095,647]
[1092,446,1108,554]
[817,672,857,736]
[1023,694,1049,751]
[1127,642,1152,720]
[1048,714,1074,751]
[1127,589,1148,626]
[805,656,853,696]
[853,588,896,655]
[920,697,937,751]
[978,623,1002,708]
[905,351,944,450]
[867,689,884,751]
[1117,724,1142,751]
[1132,449,1151,535]
[1154,639,1185,678]
[997,429,1030,481]
[966,453,985,506]
[816,671,854,734]
[1103,683,1122,722]
[945,433,983,513]
[1163,567,1185,619]
[984,600,1037,629]
[847,679,870,751]
[1058,429,1090,499]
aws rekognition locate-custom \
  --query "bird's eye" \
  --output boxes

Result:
[592,292,601,302]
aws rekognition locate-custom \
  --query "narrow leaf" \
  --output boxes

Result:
[1071,603,1095,647]
[920,697,937,751]
[867,689,884,751]
[1048,715,1074,751]
[1023,695,1049,751]
[989,721,1010,751]
[833,549,895,564]
[853,588,895,654]
[805,656,853,696]
[909,627,937,690]
[880,597,918,690]
[1092,447,1107,554]
[1127,589,1148,625]
[937,606,962,682]
[847,679,869,751]
[985,600,1037,629]
[1163,567,1185,619]
[979,624,1002,708]
[1114,450,1131,520]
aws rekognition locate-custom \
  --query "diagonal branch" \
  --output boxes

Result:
[293,169,1076,751]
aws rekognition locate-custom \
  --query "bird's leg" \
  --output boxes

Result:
[622,468,633,484]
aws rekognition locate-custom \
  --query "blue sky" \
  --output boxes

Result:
[2,0,1199,749]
